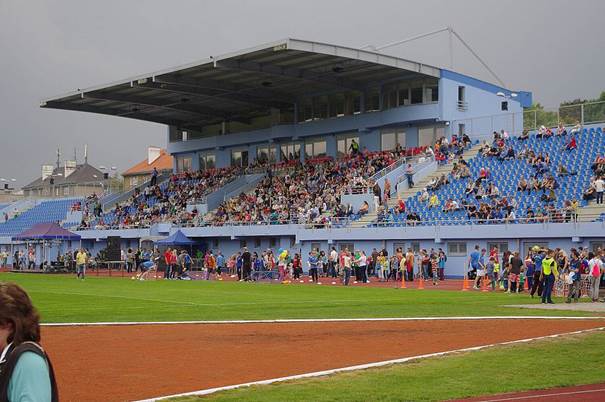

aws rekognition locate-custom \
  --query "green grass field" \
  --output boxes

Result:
[174,330,605,402]
[0,273,599,323]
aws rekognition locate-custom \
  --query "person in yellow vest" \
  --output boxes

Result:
[540,250,559,304]
[75,248,88,280]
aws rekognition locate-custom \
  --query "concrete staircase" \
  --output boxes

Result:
[577,201,605,222]
[348,144,484,228]
[388,143,483,208]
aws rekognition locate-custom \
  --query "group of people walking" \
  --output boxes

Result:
[468,245,604,303]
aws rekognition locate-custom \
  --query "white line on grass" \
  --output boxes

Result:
[41,316,605,327]
[133,326,605,401]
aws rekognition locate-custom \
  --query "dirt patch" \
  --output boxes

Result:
[41,319,604,402]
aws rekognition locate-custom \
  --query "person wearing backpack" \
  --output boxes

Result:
[588,252,604,302]
[540,250,559,304]
[0,282,59,402]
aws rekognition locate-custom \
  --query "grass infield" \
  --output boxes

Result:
[0,273,600,323]
[172,330,605,402]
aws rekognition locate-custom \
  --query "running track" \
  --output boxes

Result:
[453,382,605,401]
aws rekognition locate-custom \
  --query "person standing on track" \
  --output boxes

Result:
[0,282,59,402]
[468,245,481,286]
[540,250,559,304]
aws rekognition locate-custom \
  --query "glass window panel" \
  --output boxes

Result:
[305,143,313,159]
[418,127,436,147]
[398,87,410,106]
[381,132,396,151]
[411,86,423,104]
[314,141,326,157]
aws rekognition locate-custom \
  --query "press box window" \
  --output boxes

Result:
[501,101,508,111]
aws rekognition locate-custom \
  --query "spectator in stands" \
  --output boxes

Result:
[595,176,604,204]
[150,167,158,187]
[519,129,529,141]
[405,164,414,188]
[570,121,582,135]
[556,122,567,136]
[564,135,577,151]
[428,193,439,209]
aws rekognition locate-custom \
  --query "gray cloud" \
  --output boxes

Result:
[1,0,604,186]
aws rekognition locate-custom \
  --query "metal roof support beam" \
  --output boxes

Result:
[142,79,295,108]
[43,102,188,126]
[215,59,367,92]
[81,92,230,120]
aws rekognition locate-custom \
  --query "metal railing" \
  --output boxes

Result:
[76,212,604,232]
[523,100,605,131]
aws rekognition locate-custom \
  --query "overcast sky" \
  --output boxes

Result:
[1,0,604,187]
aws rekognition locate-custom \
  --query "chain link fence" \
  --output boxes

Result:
[523,100,605,131]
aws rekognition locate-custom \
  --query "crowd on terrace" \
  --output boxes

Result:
[380,124,605,226]
[78,145,427,230]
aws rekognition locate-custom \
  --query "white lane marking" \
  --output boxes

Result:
[131,327,605,401]
[477,387,605,401]
[41,316,605,327]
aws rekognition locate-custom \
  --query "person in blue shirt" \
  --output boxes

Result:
[530,248,545,298]
[468,245,481,279]
[216,251,225,277]
[0,282,58,401]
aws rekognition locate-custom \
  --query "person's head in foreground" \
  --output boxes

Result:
[0,282,58,401]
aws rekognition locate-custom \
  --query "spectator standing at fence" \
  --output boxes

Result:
[358,250,368,283]
[541,250,559,304]
[595,176,604,204]
[405,164,415,189]
[524,252,535,292]
[27,248,35,271]
[150,167,158,187]
[588,252,604,302]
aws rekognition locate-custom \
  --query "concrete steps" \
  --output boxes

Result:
[390,143,483,207]
[577,201,605,221]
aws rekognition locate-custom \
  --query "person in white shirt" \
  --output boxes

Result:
[588,252,604,302]
[594,177,604,204]
[357,251,368,283]
[342,250,352,286]
[329,247,338,278]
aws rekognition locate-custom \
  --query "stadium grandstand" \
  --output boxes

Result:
[0,38,603,276]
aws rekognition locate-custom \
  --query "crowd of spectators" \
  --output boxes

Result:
[78,167,243,229]
[201,150,404,227]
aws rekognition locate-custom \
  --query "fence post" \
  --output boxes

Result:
[581,103,584,124]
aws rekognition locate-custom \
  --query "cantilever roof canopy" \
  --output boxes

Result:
[41,38,441,131]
